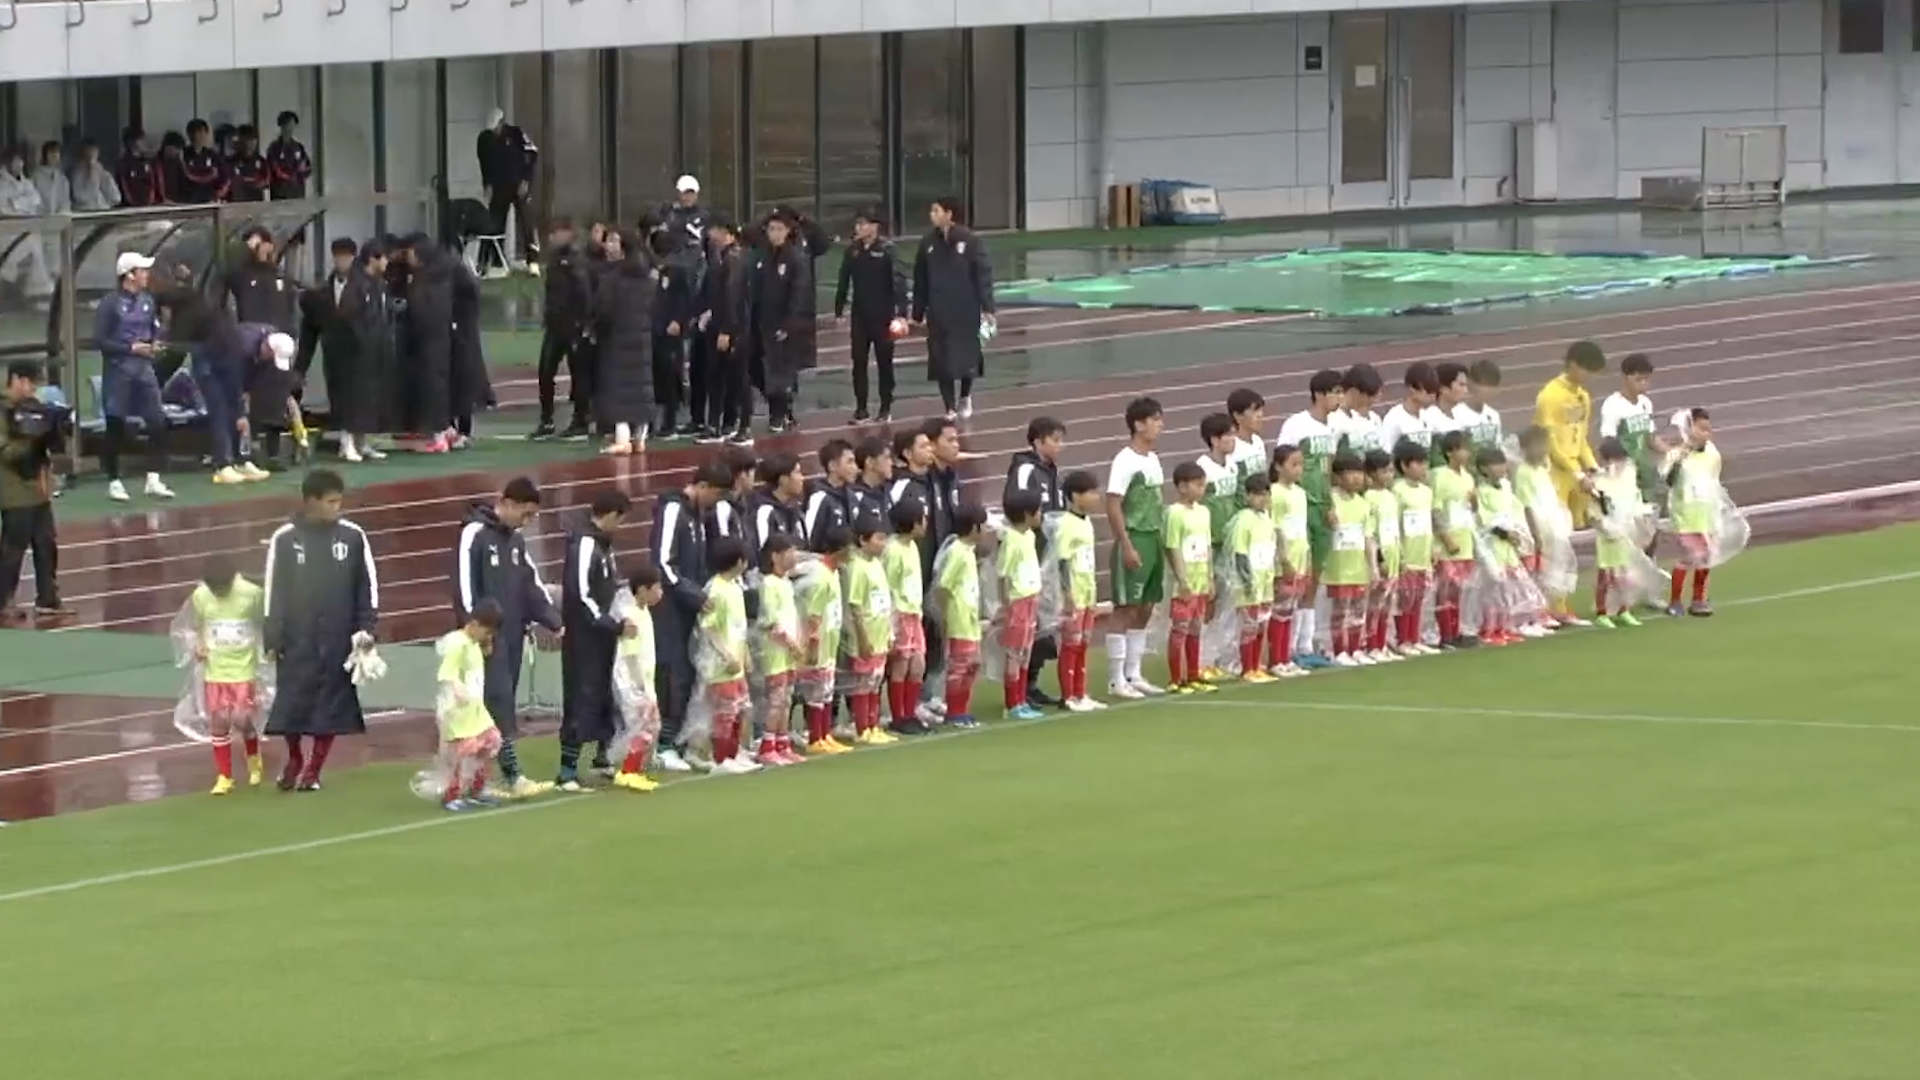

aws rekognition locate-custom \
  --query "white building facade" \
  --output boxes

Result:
[0,0,1911,234]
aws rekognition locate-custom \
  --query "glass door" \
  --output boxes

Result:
[1334,10,1461,209]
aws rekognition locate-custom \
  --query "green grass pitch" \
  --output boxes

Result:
[4,524,1920,1079]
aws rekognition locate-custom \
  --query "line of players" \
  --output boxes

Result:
[172,344,1726,804]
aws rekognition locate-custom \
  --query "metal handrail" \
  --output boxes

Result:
[263,0,281,16]
[0,0,18,31]
[198,0,217,23]
[326,0,344,15]
[132,0,151,24]
[66,0,84,26]
[390,0,407,10]
[451,0,469,9]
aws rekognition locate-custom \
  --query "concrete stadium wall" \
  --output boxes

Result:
[1022,0,1830,228]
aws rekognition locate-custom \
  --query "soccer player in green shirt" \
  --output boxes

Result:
[1226,475,1278,683]
[1104,396,1167,698]
[1267,444,1312,677]
[1164,462,1216,694]
[1195,412,1240,681]
[1052,470,1104,712]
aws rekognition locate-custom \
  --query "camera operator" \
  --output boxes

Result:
[0,360,67,621]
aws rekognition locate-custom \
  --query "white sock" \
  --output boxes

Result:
[1125,629,1148,681]
[614,422,631,444]
[1293,609,1316,656]
[340,432,357,455]
[145,472,162,486]
[1106,633,1127,686]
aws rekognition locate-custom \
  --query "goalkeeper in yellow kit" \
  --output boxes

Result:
[1532,340,1606,528]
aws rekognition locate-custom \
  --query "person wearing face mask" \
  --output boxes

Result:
[68,139,120,212]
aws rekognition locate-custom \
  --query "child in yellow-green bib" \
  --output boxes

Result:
[1322,451,1379,667]
[1390,439,1438,657]
[1225,475,1279,683]
[432,599,504,811]
[1432,430,1480,649]
[1362,448,1403,664]
[1664,406,1724,617]
[184,555,266,795]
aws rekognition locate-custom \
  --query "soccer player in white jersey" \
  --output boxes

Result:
[1454,359,1504,452]
[1421,362,1470,464]
[1378,361,1439,460]
[1330,364,1385,457]
[1598,352,1662,499]
[1226,388,1267,487]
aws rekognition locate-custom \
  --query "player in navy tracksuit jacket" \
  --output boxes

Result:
[650,461,730,768]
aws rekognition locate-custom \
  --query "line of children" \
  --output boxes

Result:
[393,364,1744,807]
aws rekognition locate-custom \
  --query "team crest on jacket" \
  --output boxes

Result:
[292,541,306,565]
[957,242,967,254]
[332,540,349,562]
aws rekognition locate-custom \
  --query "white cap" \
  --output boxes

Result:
[268,332,296,372]
[115,252,155,278]
[675,174,700,194]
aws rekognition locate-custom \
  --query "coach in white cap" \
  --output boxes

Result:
[653,174,708,253]
[94,252,175,502]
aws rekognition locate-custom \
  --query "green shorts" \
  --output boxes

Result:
[1307,516,1332,574]
[1110,530,1165,608]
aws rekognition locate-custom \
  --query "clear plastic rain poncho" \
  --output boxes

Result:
[409,630,485,801]
[608,587,661,764]
[169,597,276,743]
[937,526,1005,684]
[790,554,843,708]
[1199,544,1248,674]
[677,576,751,751]
[1661,441,1750,568]
[1471,480,1548,628]
[1592,467,1670,608]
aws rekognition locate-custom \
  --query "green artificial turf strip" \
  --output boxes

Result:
[4,524,1920,1079]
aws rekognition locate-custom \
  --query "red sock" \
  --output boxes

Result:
[905,678,923,716]
[1594,572,1610,616]
[242,735,260,759]
[946,673,974,717]
[866,692,885,730]
[714,719,740,763]
[280,735,305,782]
[1239,636,1260,673]
[443,775,463,803]
[806,704,829,743]
[303,734,335,781]
[465,758,490,798]
[886,680,904,722]
[1268,617,1291,668]
[213,740,233,779]
[1669,567,1687,605]
[1183,633,1201,679]
[757,733,776,757]
[1061,644,1081,700]
[1692,569,1710,602]
[1167,631,1187,684]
